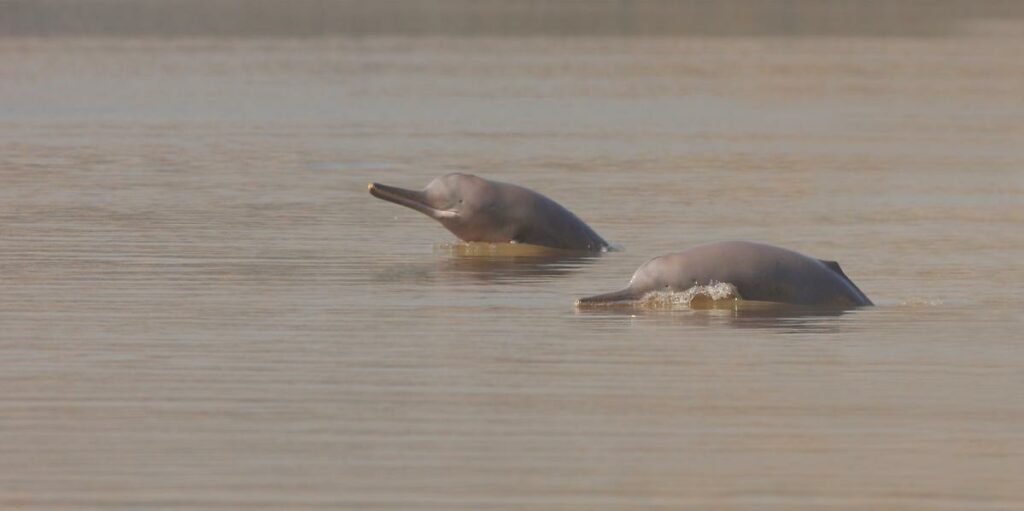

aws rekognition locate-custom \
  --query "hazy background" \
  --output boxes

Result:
[4,0,1024,38]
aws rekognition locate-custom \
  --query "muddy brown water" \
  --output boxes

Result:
[1,28,1023,510]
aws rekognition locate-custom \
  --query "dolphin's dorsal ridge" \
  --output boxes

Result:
[819,259,846,277]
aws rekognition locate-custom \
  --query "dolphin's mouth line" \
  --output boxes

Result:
[368,183,457,219]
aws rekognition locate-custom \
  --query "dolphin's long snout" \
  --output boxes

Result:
[368,182,439,217]
[368,182,420,203]
[575,288,639,307]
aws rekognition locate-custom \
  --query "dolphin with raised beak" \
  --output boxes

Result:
[369,173,609,252]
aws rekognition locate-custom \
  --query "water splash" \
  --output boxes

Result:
[636,282,741,310]
[898,298,946,307]
[579,282,741,310]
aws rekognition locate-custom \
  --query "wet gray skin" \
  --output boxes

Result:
[369,173,609,252]
[577,241,873,307]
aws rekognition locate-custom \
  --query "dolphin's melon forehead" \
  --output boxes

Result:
[630,254,680,284]
[441,172,475,181]
[639,254,666,269]
[627,260,654,284]
[430,172,477,188]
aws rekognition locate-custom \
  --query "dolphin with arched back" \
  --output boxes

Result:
[577,241,872,307]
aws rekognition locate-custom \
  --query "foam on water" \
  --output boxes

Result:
[585,282,742,310]
[899,298,947,307]
[638,282,741,310]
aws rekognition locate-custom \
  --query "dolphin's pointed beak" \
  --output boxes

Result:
[575,288,640,307]
[368,182,456,220]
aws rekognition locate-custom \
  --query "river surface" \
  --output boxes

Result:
[1,31,1023,510]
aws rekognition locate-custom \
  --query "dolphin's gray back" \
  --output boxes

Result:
[500,183,608,251]
[672,241,871,306]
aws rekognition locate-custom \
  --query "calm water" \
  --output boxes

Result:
[2,31,1023,510]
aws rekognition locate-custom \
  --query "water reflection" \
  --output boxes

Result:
[577,301,856,334]
[433,242,602,284]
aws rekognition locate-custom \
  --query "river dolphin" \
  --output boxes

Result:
[577,241,872,307]
[369,173,609,251]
